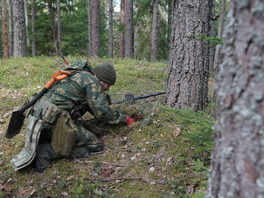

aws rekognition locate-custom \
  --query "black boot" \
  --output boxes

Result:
[34,143,60,173]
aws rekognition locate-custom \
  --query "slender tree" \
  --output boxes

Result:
[89,0,100,57]
[108,0,114,58]
[207,0,264,197]
[31,0,36,56]
[2,0,9,58]
[48,0,59,56]
[213,0,226,73]
[8,0,14,57]
[151,0,159,61]
[124,0,134,58]
[165,0,213,111]
[56,0,62,56]
[119,0,125,58]
[13,0,27,57]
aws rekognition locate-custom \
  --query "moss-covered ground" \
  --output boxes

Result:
[0,57,214,198]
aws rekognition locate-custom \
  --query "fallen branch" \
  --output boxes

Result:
[85,160,128,167]
[85,177,166,185]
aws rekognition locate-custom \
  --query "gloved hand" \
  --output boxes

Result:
[126,116,135,126]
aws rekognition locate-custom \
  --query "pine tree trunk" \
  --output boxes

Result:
[108,0,113,58]
[31,0,36,56]
[124,0,133,58]
[119,0,125,58]
[57,0,62,56]
[87,0,90,56]
[8,0,14,57]
[13,0,27,57]
[165,0,212,111]
[89,0,100,57]
[207,0,264,197]
[47,0,59,56]
[2,0,9,58]
[213,0,226,73]
[24,0,29,47]
[151,0,159,62]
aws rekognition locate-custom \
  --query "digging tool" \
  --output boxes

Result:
[5,70,73,139]
[112,91,166,105]
[61,56,70,65]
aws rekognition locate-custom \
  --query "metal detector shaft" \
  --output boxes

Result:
[112,91,166,105]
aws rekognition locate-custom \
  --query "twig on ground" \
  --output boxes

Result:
[85,176,166,185]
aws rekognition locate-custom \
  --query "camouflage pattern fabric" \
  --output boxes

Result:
[11,60,126,171]
[48,60,127,124]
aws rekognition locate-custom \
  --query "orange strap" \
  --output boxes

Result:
[44,70,73,89]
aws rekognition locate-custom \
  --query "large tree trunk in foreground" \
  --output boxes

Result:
[207,0,264,197]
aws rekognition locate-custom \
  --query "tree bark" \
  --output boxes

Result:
[108,0,113,58]
[47,0,59,56]
[89,0,100,57]
[31,0,36,56]
[151,0,159,62]
[57,0,62,56]
[2,0,9,58]
[119,0,125,58]
[8,0,14,57]
[165,0,212,111]
[207,0,264,197]
[13,0,27,57]
[124,0,133,58]
[213,0,226,73]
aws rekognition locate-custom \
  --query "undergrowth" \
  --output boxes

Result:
[0,57,214,198]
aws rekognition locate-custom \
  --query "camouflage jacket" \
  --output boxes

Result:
[45,60,126,124]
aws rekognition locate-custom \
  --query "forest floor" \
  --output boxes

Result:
[0,57,214,198]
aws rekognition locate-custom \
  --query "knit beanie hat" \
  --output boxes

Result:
[94,63,116,85]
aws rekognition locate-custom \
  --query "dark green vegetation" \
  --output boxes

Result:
[0,57,214,197]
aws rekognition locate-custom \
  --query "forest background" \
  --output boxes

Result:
[2,0,263,197]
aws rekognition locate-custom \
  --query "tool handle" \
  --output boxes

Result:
[44,70,72,89]
[61,56,70,65]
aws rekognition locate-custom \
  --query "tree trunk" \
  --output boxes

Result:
[13,0,27,57]
[47,0,59,56]
[124,0,133,58]
[87,0,90,56]
[207,0,264,197]
[31,0,36,56]
[151,0,159,62]
[165,0,212,111]
[8,0,14,57]
[2,0,9,58]
[89,0,100,57]
[213,0,226,73]
[57,0,62,56]
[108,0,113,58]
[24,0,30,47]
[119,0,125,58]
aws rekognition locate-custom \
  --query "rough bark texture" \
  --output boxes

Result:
[89,0,100,57]
[151,0,159,62]
[165,0,212,111]
[124,0,133,58]
[13,0,27,57]
[2,0,9,58]
[207,0,264,197]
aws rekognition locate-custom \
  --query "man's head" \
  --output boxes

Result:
[94,63,116,91]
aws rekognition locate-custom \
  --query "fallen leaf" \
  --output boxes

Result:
[172,125,181,138]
